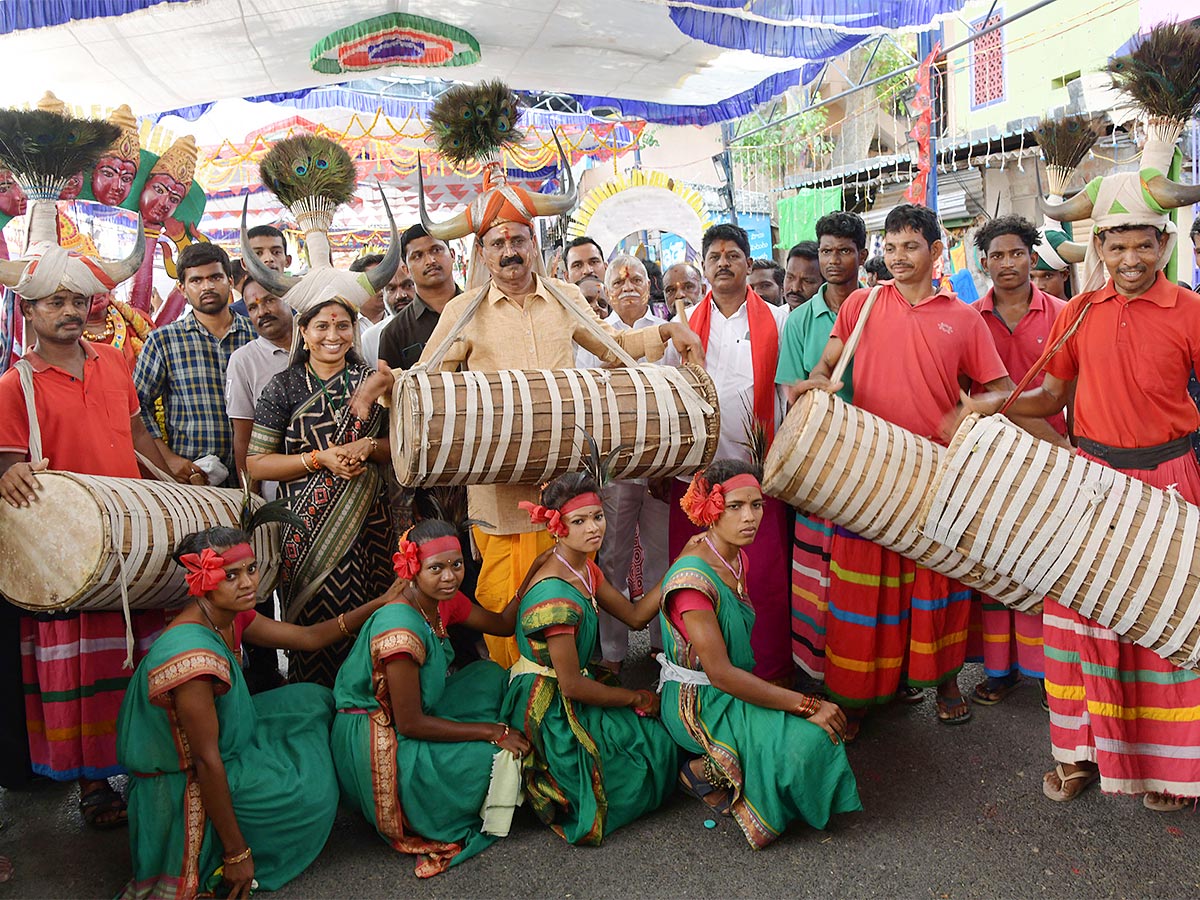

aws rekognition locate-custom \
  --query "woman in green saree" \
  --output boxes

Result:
[248,297,395,687]
[117,526,401,899]
[332,519,532,878]
[501,472,678,845]
[659,459,862,849]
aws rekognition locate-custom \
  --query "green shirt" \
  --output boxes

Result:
[774,283,854,402]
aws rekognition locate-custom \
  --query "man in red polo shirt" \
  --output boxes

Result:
[966,216,1071,711]
[0,283,172,828]
[789,204,1011,740]
[972,219,1200,811]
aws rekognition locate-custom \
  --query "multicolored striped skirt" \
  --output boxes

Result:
[791,513,833,680]
[966,594,1045,680]
[824,528,970,708]
[1043,449,1200,797]
[21,610,165,781]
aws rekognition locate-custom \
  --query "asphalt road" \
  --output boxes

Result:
[2,644,1198,898]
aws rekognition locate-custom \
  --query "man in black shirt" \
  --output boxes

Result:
[377,224,462,370]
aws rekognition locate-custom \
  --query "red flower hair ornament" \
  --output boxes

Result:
[392,539,422,581]
[518,501,567,537]
[179,544,254,597]
[680,473,761,527]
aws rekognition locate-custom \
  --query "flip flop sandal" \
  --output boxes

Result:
[1143,792,1190,812]
[1042,764,1099,802]
[971,675,1021,706]
[936,696,973,725]
[79,784,128,830]
[895,686,925,705]
[678,762,732,816]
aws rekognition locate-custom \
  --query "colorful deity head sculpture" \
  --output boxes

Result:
[139,134,196,227]
[0,169,27,218]
[91,105,141,207]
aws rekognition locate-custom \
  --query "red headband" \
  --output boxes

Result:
[179,543,254,597]
[392,535,463,581]
[679,473,761,527]
[518,491,603,538]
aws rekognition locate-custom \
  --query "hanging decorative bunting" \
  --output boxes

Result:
[904,42,939,206]
[310,14,481,75]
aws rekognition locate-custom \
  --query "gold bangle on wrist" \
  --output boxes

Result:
[337,613,351,638]
[300,452,314,473]
[223,846,252,865]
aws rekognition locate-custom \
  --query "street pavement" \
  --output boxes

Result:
[2,644,1198,898]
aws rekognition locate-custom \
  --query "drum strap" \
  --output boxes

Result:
[539,279,639,368]
[829,285,882,387]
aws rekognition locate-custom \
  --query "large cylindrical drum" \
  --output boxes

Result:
[390,363,720,487]
[0,472,279,612]
[921,413,1200,670]
[762,390,1037,608]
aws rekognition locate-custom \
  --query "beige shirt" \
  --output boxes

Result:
[417,274,668,534]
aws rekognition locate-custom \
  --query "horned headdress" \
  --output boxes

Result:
[0,103,145,299]
[240,133,399,319]
[414,81,577,286]
[1036,24,1200,292]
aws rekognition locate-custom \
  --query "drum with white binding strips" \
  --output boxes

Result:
[0,472,279,612]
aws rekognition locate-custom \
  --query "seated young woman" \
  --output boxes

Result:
[500,472,679,846]
[331,519,532,878]
[117,526,401,899]
[658,460,862,849]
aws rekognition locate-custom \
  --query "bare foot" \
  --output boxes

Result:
[1143,791,1189,812]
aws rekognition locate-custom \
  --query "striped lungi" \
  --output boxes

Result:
[21,610,165,781]
[1043,449,1200,797]
[966,594,1045,680]
[791,513,833,680]
[824,527,971,708]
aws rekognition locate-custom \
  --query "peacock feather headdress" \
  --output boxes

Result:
[1034,114,1102,199]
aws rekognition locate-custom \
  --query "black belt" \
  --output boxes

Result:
[1075,435,1193,470]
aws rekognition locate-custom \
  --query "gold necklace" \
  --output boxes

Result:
[410,591,446,638]
[81,315,115,342]
[198,600,240,659]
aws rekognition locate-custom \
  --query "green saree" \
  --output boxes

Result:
[331,600,509,878]
[116,622,338,899]
[499,575,678,845]
[658,557,862,849]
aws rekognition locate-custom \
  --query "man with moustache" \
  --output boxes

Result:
[783,241,822,309]
[134,243,253,487]
[576,255,671,673]
[225,275,293,485]
[564,235,608,284]
[0,219,169,829]
[359,211,702,666]
[663,261,704,310]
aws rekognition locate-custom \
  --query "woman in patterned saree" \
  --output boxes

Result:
[248,297,395,686]
[332,519,532,877]
[500,471,678,845]
[116,526,402,899]
[658,459,862,848]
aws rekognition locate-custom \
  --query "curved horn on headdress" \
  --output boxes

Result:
[96,216,146,285]
[0,259,28,289]
[365,183,401,293]
[1145,174,1200,210]
[1038,191,1095,222]
[416,153,472,241]
[239,196,301,296]
[531,129,578,218]
[1058,240,1087,264]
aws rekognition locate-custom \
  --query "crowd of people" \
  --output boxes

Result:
[2,161,1200,896]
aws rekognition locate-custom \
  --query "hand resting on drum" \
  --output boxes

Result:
[0,456,48,508]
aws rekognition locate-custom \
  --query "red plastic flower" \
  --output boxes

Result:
[680,474,726,527]
[392,539,421,581]
[180,548,228,597]
[518,500,567,537]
